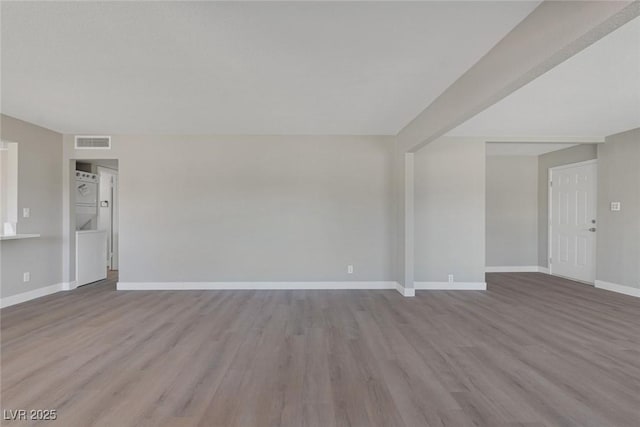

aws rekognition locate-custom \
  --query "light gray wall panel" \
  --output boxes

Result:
[414,137,485,282]
[596,128,640,288]
[64,135,394,283]
[486,156,538,267]
[1,115,63,298]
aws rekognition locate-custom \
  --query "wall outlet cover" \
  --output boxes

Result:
[23,272,30,282]
[22,207,30,218]
[610,202,621,211]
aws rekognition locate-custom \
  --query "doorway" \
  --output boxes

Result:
[549,160,597,283]
[74,159,119,286]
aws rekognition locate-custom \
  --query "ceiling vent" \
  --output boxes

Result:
[75,136,111,149]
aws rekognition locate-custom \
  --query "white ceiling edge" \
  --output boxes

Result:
[486,142,581,156]
[482,136,603,144]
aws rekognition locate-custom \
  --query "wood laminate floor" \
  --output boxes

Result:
[1,272,639,427]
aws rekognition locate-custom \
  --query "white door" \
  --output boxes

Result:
[549,161,597,283]
[97,167,119,270]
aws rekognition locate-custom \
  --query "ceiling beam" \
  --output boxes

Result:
[397,0,640,153]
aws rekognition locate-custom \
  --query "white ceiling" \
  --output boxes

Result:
[486,143,578,156]
[450,16,640,139]
[0,1,540,135]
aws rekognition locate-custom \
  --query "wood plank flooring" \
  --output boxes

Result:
[1,272,639,426]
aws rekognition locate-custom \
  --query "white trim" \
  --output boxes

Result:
[0,233,41,240]
[549,159,597,171]
[595,280,640,298]
[486,266,549,273]
[119,281,418,297]
[395,283,415,297]
[117,281,399,291]
[415,282,487,290]
[61,281,78,291]
[120,281,487,293]
[483,136,603,144]
[97,166,119,270]
[0,283,63,308]
[548,167,553,276]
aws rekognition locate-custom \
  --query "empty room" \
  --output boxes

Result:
[1,1,639,426]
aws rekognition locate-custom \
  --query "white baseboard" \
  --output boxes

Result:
[62,281,78,291]
[118,281,485,294]
[395,283,415,297]
[594,280,640,298]
[486,266,549,273]
[117,281,399,291]
[1,280,84,309]
[119,281,417,297]
[0,283,63,308]
[415,281,487,290]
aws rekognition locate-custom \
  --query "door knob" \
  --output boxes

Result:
[588,228,596,232]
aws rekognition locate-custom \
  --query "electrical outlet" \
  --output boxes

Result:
[610,202,621,211]
[347,265,354,274]
[448,274,454,284]
[23,272,30,282]
[22,207,30,218]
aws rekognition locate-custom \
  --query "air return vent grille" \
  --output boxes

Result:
[75,136,111,149]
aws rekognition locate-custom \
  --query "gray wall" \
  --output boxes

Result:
[63,135,394,283]
[486,156,538,267]
[596,128,640,289]
[414,137,485,283]
[538,144,598,267]
[1,115,63,297]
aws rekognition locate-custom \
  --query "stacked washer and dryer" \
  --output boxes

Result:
[75,171,99,230]
[75,171,107,286]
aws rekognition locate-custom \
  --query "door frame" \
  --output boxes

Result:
[548,159,597,283]
[97,166,119,270]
